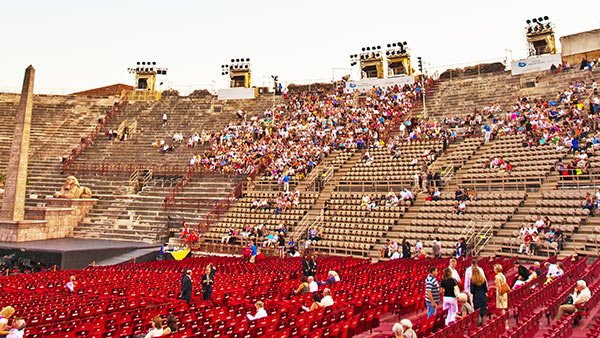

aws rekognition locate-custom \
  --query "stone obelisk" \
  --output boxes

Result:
[0,65,35,221]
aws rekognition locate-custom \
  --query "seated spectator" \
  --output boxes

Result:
[555,280,591,320]
[302,293,324,312]
[583,193,595,216]
[545,262,564,283]
[432,188,441,201]
[400,319,417,338]
[320,288,334,307]
[317,271,340,285]
[0,306,15,334]
[307,276,318,292]
[530,232,541,256]
[456,293,474,320]
[360,194,370,208]
[392,322,404,338]
[162,315,178,335]
[66,275,77,293]
[308,226,321,241]
[457,201,466,215]
[247,301,267,321]
[534,216,546,231]
[294,276,310,294]
[549,227,564,250]
[390,248,402,260]
[455,186,465,201]
[5,318,25,338]
[221,228,236,244]
[143,316,164,338]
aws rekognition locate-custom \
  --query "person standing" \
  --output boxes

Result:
[470,267,488,326]
[432,238,442,258]
[402,239,411,259]
[180,270,193,305]
[425,266,441,318]
[309,254,318,277]
[448,258,461,285]
[302,254,311,276]
[250,241,258,263]
[440,268,459,325]
[201,264,216,301]
[494,264,509,330]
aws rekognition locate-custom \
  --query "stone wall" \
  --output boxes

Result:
[0,198,96,242]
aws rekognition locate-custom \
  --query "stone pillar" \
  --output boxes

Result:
[0,65,35,221]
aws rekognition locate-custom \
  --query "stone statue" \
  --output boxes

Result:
[53,176,92,199]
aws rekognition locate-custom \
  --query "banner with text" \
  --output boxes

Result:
[511,54,562,75]
[218,87,257,100]
[344,76,415,94]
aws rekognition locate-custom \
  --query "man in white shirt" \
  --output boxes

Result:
[555,280,591,320]
[247,301,268,320]
[307,276,318,292]
[321,288,334,307]
[5,318,25,338]
[449,258,461,284]
[464,259,486,294]
[534,216,545,230]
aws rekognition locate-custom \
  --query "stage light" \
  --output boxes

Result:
[366,47,371,51]
[377,46,381,49]
[387,44,391,48]
[136,62,140,65]
[152,62,156,65]
[532,18,538,23]
[403,41,407,45]
[372,46,376,50]
[245,65,249,69]
[544,16,549,20]
[545,23,551,29]
[526,19,531,24]
[246,58,250,61]
[362,47,366,51]
[392,43,397,47]
[528,27,533,33]
[538,17,543,22]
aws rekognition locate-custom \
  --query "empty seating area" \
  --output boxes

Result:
[460,134,566,191]
[339,140,443,192]
[403,191,525,255]
[312,192,408,256]
[430,137,483,172]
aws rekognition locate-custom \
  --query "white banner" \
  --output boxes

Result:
[218,88,256,100]
[344,76,415,94]
[510,54,562,75]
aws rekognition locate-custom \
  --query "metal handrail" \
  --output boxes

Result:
[62,93,128,170]
[294,212,324,245]
[471,220,494,256]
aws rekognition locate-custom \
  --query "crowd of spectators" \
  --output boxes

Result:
[179,84,423,181]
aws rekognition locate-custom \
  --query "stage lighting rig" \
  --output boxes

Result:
[128,61,167,75]
[223,58,252,88]
[524,16,556,56]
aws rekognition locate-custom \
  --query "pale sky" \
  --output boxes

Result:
[1,0,599,94]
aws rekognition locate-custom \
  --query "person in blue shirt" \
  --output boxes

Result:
[250,242,258,263]
[289,238,296,256]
